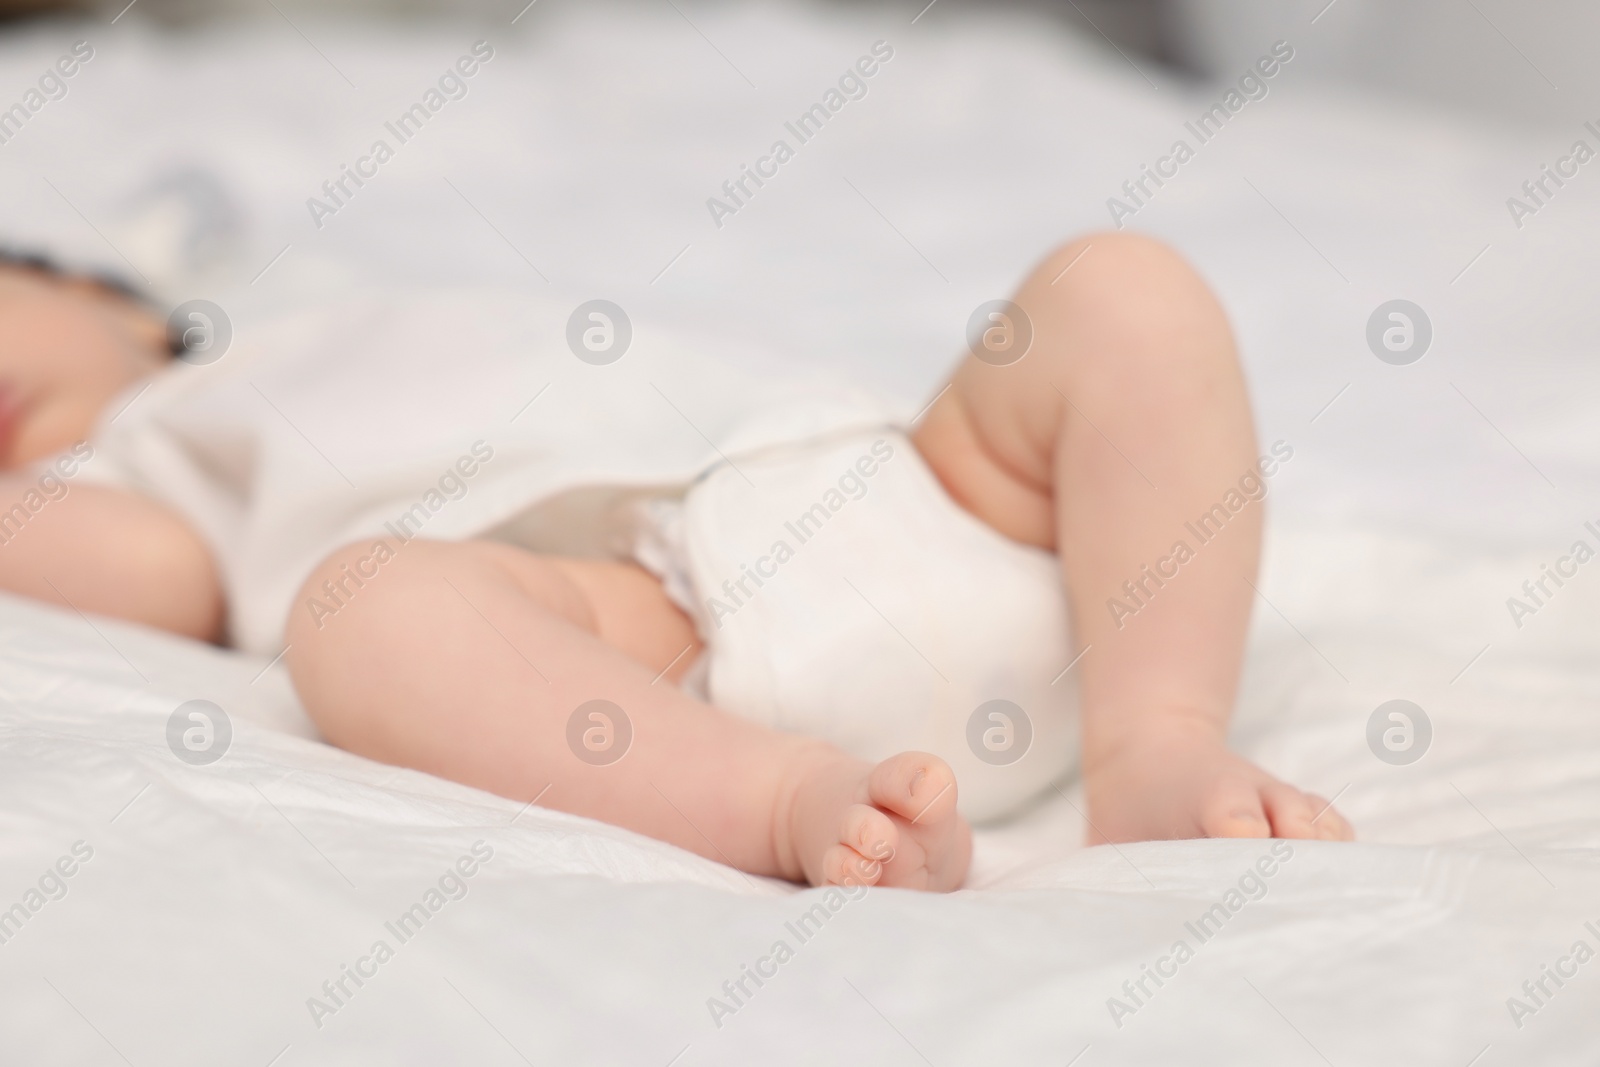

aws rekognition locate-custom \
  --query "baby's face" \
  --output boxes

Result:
[0,268,168,469]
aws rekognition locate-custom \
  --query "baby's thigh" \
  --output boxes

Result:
[489,546,702,679]
[289,538,698,682]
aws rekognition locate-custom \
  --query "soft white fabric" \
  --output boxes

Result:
[2,1,1599,1063]
[659,428,1076,823]
[3,521,1600,1065]
[67,292,891,653]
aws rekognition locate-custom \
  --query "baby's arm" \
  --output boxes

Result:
[0,475,222,641]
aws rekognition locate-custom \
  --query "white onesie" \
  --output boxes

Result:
[65,289,889,653]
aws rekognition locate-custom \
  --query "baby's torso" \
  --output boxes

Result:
[71,290,893,654]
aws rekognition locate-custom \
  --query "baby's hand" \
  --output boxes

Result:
[1082,716,1353,844]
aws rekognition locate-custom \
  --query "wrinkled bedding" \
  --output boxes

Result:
[2,1,1599,1062]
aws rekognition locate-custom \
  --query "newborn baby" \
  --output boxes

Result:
[0,233,1352,892]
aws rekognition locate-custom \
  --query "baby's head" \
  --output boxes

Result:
[0,251,172,469]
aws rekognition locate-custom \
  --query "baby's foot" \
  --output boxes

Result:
[782,750,971,891]
[1084,717,1354,844]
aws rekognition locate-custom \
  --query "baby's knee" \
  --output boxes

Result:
[293,538,405,634]
[285,539,494,716]
[1031,232,1234,378]
[287,537,458,657]
[1042,232,1217,318]
[1036,230,1196,293]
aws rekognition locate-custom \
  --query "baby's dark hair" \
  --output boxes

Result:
[0,246,142,301]
[0,246,184,357]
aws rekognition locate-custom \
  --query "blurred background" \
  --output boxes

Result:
[6,0,1591,126]
[1,0,1596,587]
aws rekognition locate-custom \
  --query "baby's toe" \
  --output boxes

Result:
[867,752,958,827]
[1306,794,1355,841]
[1199,778,1271,839]
[841,803,898,870]
[1262,783,1320,839]
[820,843,884,888]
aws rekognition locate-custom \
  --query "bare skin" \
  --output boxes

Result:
[914,233,1350,845]
[285,543,969,889]
[0,266,172,467]
[0,234,1351,895]
[0,266,222,640]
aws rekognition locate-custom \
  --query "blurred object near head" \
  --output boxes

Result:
[12,0,1583,129]
[108,166,249,294]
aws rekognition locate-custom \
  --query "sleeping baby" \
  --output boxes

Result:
[0,232,1351,892]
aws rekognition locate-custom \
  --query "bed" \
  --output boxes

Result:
[3,2,1599,1062]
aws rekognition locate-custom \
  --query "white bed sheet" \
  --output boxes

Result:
[2,2,1599,1063]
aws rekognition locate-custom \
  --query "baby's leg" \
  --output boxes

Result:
[915,231,1351,842]
[286,539,970,889]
